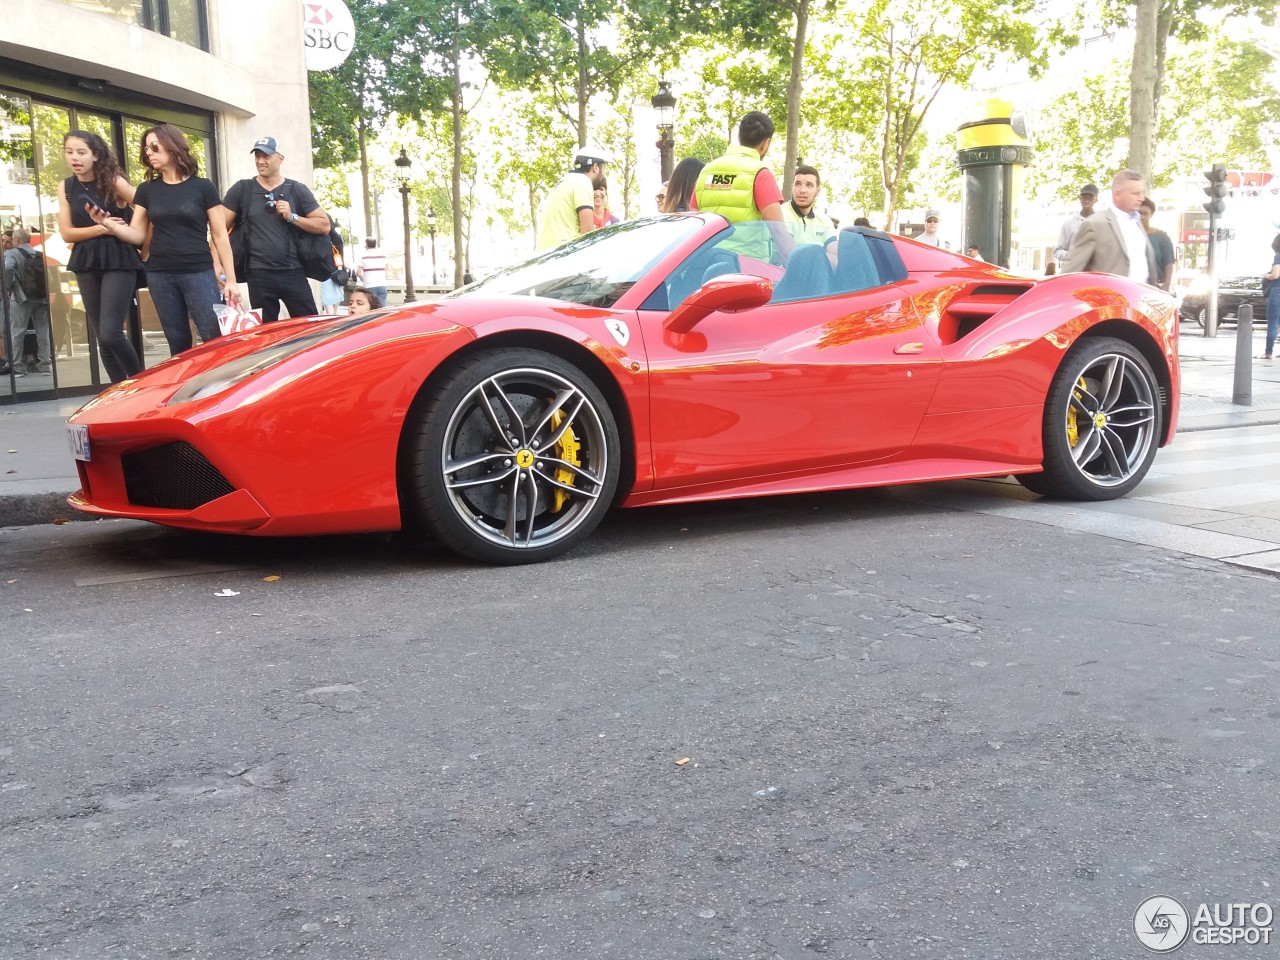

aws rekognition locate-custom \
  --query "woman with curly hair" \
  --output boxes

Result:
[95,122,239,356]
[57,129,143,382]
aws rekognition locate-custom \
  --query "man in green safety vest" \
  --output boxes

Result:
[691,111,794,264]
[536,147,613,252]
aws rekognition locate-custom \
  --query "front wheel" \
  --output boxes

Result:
[1023,337,1161,500]
[407,348,621,564]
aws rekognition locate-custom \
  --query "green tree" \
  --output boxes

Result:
[484,0,679,148]
[810,0,1050,227]
[1106,0,1278,182]
[307,0,447,240]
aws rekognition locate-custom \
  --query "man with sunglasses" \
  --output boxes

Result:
[222,136,330,322]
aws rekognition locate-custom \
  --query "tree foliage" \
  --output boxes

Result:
[810,0,1051,225]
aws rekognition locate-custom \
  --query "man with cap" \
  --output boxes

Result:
[690,110,794,264]
[537,146,612,251]
[917,210,943,247]
[1054,183,1098,265]
[222,136,330,323]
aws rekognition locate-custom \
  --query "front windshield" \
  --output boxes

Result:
[448,215,707,308]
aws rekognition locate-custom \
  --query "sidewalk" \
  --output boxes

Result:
[3,319,1280,528]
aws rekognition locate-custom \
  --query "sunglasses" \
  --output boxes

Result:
[656,193,666,202]
[925,218,939,223]
[144,142,165,154]
[264,192,277,208]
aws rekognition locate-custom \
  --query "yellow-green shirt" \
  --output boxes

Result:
[536,171,594,251]
[782,201,836,247]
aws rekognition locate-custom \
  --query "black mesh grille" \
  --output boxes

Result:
[122,442,235,510]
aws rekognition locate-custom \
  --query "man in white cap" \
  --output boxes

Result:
[917,210,943,247]
[222,136,330,322]
[537,146,612,251]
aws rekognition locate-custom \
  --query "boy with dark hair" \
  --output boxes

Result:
[691,111,793,262]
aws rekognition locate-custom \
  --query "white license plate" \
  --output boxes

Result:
[67,424,91,462]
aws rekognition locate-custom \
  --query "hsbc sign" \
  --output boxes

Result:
[304,0,355,71]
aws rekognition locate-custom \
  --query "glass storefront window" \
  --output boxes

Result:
[52,0,207,51]
[60,0,146,29]
[166,0,205,48]
[1,73,216,403]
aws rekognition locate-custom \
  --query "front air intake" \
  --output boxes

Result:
[122,442,235,510]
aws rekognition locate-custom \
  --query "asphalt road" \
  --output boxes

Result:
[2,491,1276,959]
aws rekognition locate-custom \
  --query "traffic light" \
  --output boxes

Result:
[1203,163,1228,215]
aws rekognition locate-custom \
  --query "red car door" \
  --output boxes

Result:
[636,280,943,491]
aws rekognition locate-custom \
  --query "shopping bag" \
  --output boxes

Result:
[213,303,263,335]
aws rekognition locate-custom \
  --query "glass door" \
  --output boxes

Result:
[1,94,55,401]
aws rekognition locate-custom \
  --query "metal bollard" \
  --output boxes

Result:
[1233,303,1253,405]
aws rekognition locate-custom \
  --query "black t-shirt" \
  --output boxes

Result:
[134,176,222,273]
[223,177,321,274]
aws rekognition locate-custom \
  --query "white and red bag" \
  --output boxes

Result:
[213,303,263,335]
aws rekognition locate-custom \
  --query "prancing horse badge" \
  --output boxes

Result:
[604,319,630,347]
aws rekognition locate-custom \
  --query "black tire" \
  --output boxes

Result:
[407,348,620,564]
[1030,337,1161,500]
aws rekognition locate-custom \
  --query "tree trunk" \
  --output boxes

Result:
[452,16,465,288]
[781,0,810,199]
[577,18,588,147]
[358,120,373,243]
[1128,0,1159,186]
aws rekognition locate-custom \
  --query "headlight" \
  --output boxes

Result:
[167,315,371,404]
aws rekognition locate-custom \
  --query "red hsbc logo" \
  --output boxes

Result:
[306,4,333,24]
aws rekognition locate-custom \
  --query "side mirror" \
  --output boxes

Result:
[664,273,773,334]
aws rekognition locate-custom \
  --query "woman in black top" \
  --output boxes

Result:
[57,130,143,383]
[94,122,239,356]
[661,157,705,214]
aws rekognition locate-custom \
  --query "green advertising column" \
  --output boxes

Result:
[956,100,1033,269]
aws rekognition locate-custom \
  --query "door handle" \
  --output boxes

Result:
[893,341,925,355]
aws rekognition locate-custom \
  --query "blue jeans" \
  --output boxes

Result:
[147,269,222,355]
[1267,286,1280,356]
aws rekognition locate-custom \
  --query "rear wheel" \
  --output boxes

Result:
[1019,337,1161,500]
[407,348,620,564]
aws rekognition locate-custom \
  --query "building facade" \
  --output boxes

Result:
[0,0,315,404]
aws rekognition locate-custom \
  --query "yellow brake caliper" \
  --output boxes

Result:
[1066,376,1087,447]
[549,410,580,512]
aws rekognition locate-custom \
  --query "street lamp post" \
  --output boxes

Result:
[394,148,416,303]
[651,79,676,183]
[427,208,438,286]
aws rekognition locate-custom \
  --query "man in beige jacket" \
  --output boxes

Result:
[1063,170,1159,285]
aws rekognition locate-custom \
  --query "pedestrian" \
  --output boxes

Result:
[782,164,836,249]
[660,158,704,213]
[356,236,387,305]
[347,287,382,316]
[1138,198,1175,291]
[655,181,669,211]
[3,227,52,376]
[853,217,872,228]
[1262,233,1280,361]
[1054,183,1098,265]
[320,226,347,314]
[222,136,330,323]
[58,129,144,383]
[537,146,612,251]
[592,177,620,229]
[917,210,943,247]
[966,244,984,261]
[99,123,239,357]
[690,111,792,263]
[1062,170,1158,285]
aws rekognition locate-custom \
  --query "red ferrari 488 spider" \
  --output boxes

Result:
[67,217,1179,563]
